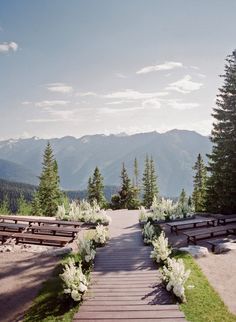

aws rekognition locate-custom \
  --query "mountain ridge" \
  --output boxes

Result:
[0,130,212,196]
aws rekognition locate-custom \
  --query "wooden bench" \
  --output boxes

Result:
[13,232,73,247]
[0,231,15,243]
[27,224,80,237]
[217,214,236,225]
[166,217,216,235]
[0,215,82,228]
[206,237,236,252]
[182,223,236,245]
[0,222,28,232]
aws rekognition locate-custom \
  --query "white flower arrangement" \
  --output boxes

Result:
[142,222,155,244]
[93,224,109,245]
[76,238,96,263]
[161,257,190,302]
[56,204,66,220]
[150,231,171,263]
[56,200,111,225]
[60,258,88,301]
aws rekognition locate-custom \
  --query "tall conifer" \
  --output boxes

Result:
[206,50,236,213]
[36,142,62,216]
[87,166,106,207]
[192,154,207,212]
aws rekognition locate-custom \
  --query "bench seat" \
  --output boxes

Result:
[27,224,80,237]
[182,223,236,245]
[0,231,15,243]
[13,232,73,247]
[166,217,216,234]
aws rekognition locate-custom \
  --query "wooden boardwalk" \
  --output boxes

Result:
[74,210,186,321]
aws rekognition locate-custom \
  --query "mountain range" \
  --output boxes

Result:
[0,130,212,196]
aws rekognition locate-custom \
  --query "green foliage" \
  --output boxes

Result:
[87,166,107,208]
[175,251,236,322]
[206,50,236,214]
[35,142,62,216]
[192,154,207,212]
[142,155,158,208]
[17,194,32,215]
[0,195,10,214]
[111,163,140,209]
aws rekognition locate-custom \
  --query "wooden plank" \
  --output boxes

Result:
[75,319,186,322]
[80,305,180,311]
[74,311,185,319]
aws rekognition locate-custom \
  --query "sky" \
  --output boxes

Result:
[0,0,235,139]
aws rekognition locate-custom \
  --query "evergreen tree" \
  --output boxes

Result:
[87,166,106,208]
[134,157,139,188]
[149,156,158,199]
[17,194,32,215]
[142,155,151,208]
[0,195,10,214]
[206,50,236,213]
[179,188,188,209]
[111,163,140,209]
[192,154,207,212]
[142,155,158,208]
[31,191,42,216]
[36,142,62,216]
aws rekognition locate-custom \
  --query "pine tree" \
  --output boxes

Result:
[0,195,10,214]
[36,142,62,216]
[149,156,158,200]
[142,155,151,208]
[31,191,42,216]
[206,50,236,214]
[142,155,158,208]
[87,166,106,208]
[17,194,32,215]
[192,154,207,212]
[134,157,139,188]
[179,188,187,208]
[111,163,140,209]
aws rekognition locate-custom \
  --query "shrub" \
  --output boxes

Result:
[93,224,109,245]
[60,258,88,302]
[76,238,96,264]
[142,222,155,244]
[150,231,171,264]
[161,257,190,302]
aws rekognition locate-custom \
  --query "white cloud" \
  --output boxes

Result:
[196,73,206,78]
[46,83,73,94]
[103,89,168,100]
[99,106,144,114]
[35,100,69,108]
[166,75,203,94]
[115,73,127,79]
[0,41,18,53]
[190,65,200,70]
[136,61,183,74]
[76,92,97,97]
[107,100,129,105]
[142,98,161,109]
[167,99,199,110]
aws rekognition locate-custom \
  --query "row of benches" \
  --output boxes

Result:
[0,215,87,247]
[165,214,236,250]
[0,231,73,247]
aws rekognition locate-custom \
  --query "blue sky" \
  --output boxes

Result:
[0,0,235,139]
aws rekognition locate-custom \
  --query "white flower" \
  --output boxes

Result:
[78,282,87,293]
[161,257,190,302]
[150,231,171,263]
[142,222,155,243]
[60,258,88,302]
[76,238,96,263]
[93,224,109,245]
[71,290,82,301]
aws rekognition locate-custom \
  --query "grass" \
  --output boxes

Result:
[23,258,81,322]
[24,230,95,322]
[174,251,236,322]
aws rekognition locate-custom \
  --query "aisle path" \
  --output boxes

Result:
[74,210,186,322]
